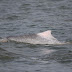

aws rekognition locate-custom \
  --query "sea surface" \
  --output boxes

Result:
[0,0,72,72]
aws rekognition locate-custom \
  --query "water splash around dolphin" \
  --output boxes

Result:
[0,30,69,45]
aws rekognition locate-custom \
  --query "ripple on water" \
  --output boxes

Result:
[0,0,72,72]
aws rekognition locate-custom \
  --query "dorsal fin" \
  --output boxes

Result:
[37,30,52,38]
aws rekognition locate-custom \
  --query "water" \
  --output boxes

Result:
[0,0,72,72]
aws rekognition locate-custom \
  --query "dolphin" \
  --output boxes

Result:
[0,30,67,44]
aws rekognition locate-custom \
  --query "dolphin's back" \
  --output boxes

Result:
[0,30,65,44]
[7,31,61,44]
[7,34,42,44]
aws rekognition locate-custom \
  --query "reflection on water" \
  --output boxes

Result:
[0,0,72,72]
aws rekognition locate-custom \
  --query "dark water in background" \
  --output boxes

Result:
[0,0,72,72]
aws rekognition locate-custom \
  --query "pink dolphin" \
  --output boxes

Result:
[0,30,67,44]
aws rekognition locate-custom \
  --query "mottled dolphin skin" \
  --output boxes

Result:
[0,30,65,44]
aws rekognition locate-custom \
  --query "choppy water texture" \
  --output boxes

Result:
[0,0,72,72]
